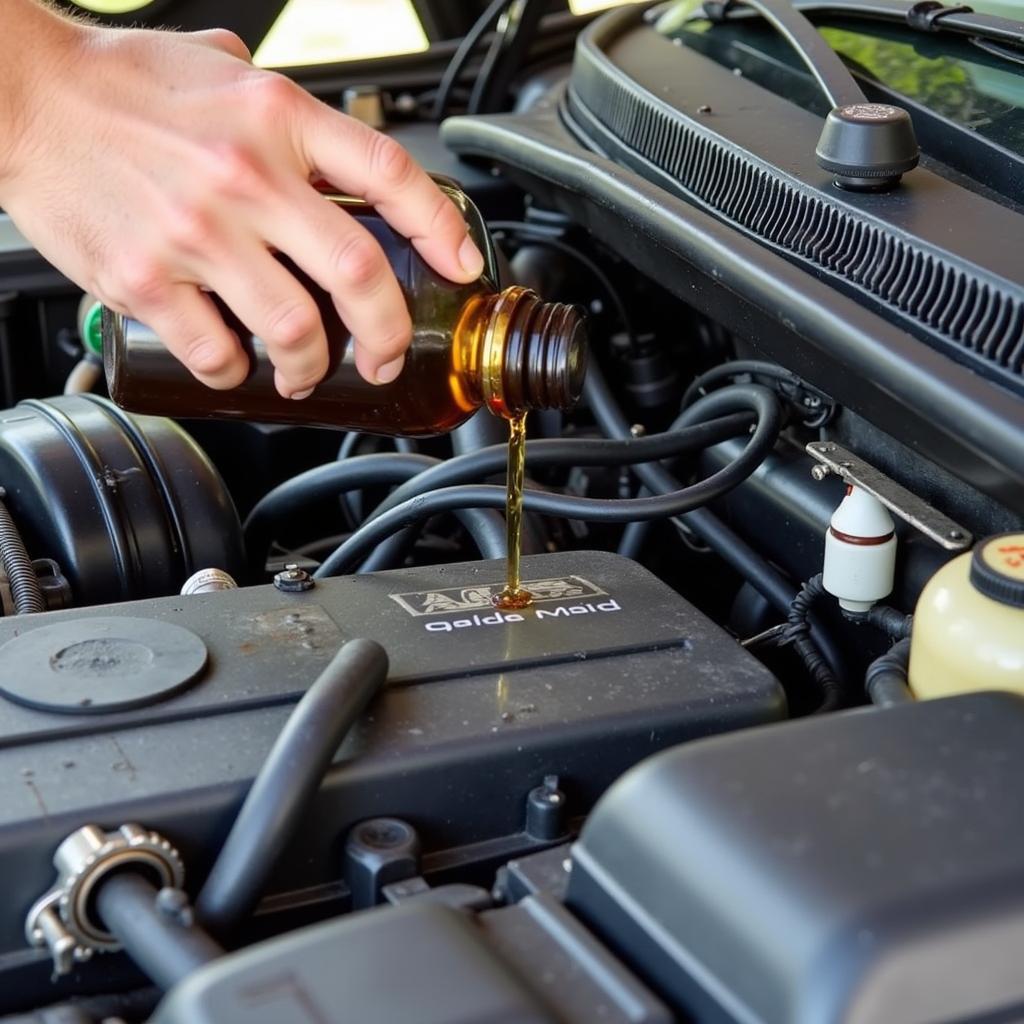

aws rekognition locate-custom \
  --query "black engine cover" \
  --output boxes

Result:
[0,550,782,1008]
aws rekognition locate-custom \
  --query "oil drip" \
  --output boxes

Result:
[493,411,532,610]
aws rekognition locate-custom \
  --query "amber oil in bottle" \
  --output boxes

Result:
[102,182,587,596]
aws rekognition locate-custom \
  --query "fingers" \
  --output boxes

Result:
[261,186,412,385]
[189,28,253,63]
[298,107,485,286]
[132,283,250,390]
[204,246,330,398]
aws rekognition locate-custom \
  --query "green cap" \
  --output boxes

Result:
[81,302,104,357]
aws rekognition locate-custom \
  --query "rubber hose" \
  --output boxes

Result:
[196,638,389,935]
[0,491,44,614]
[359,410,752,572]
[369,406,756,522]
[63,356,103,396]
[583,360,847,683]
[246,415,750,571]
[865,637,915,707]
[682,358,827,410]
[852,604,913,640]
[314,393,778,578]
[95,874,223,991]
[244,453,506,575]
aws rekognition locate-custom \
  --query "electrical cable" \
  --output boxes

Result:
[467,0,548,114]
[468,6,512,114]
[196,639,388,936]
[783,573,843,713]
[432,0,512,120]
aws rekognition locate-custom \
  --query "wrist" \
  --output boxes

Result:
[0,1,87,190]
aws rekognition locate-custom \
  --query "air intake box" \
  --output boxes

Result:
[0,550,781,1004]
[568,691,1024,1024]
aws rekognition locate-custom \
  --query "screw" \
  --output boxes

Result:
[948,529,964,541]
[811,465,831,481]
[697,103,712,114]
[629,423,646,438]
[273,564,314,593]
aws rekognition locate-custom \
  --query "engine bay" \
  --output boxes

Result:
[2,1,1024,1021]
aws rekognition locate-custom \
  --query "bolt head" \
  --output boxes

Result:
[811,465,831,481]
[273,564,314,593]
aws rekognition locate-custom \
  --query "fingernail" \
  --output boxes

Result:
[458,236,485,279]
[290,387,315,400]
[375,356,405,384]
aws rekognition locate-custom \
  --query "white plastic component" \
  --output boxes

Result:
[822,486,897,612]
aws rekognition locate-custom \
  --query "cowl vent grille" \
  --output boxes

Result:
[567,39,1024,389]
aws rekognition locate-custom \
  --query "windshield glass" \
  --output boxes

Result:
[657,8,1024,158]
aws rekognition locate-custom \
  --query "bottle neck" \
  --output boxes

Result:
[455,286,587,418]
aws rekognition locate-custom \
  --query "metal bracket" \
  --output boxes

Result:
[806,442,972,551]
[26,823,184,977]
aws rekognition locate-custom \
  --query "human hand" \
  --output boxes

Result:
[0,5,484,394]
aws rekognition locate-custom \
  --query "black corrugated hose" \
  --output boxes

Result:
[784,574,843,714]
[0,488,44,614]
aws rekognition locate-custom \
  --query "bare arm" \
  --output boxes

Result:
[0,1,484,394]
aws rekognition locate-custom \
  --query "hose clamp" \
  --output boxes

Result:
[25,823,184,976]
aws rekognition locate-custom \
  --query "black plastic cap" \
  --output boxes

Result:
[970,533,1024,609]
[815,103,919,191]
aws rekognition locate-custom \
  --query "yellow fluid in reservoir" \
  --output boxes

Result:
[909,533,1024,699]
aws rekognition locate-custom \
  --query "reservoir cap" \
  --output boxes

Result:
[970,533,1024,609]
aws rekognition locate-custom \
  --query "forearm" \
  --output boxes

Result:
[0,1,82,187]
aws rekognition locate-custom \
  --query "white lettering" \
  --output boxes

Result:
[423,601,620,633]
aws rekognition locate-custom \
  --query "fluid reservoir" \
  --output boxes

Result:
[909,532,1024,699]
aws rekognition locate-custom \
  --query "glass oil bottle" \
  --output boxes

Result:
[102,178,588,603]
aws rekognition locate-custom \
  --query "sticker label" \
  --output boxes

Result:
[389,575,607,617]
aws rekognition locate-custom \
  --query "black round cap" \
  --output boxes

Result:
[816,103,919,191]
[969,533,1024,609]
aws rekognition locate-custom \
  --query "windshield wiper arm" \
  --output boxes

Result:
[703,0,920,189]
[712,0,1024,51]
